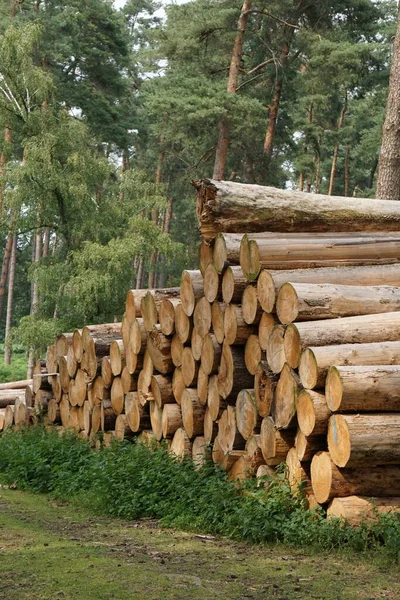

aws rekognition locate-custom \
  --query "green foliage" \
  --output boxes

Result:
[1,426,400,561]
[0,345,27,382]
[13,316,66,356]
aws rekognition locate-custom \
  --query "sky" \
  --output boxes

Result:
[114,0,189,7]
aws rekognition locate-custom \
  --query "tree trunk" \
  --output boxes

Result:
[377,12,400,199]
[0,234,13,325]
[264,31,294,159]
[328,90,348,196]
[4,235,17,365]
[213,0,252,180]
[158,198,173,288]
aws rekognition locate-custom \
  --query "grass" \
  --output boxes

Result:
[0,345,28,382]
[1,485,400,600]
[1,425,400,571]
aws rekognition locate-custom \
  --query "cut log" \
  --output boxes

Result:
[204,263,221,303]
[180,270,203,317]
[47,398,61,424]
[171,334,184,368]
[55,332,73,360]
[115,414,132,441]
[277,282,400,324]
[126,287,180,322]
[192,436,209,469]
[199,240,213,276]
[66,345,77,379]
[33,360,49,394]
[235,389,261,440]
[266,325,286,374]
[193,297,212,338]
[240,233,400,280]
[194,178,400,239]
[272,364,299,429]
[72,329,83,363]
[125,392,151,433]
[35,389,53,412]
[159,298,180,336]
[218,405,245,454]
[170,428,192,459]
[217,342,254,400]
[311,451,400,504]
[172,367,185,405]
[213,233,242,272]
[130,318,147,354]
[111,377,124,415]
[101,402,117,432]
[101,356,113,389]
[147,327,173,374]
[212,436,244,470]
[224,303,256,345]
[0,379,33,391]
[299,341,400,390]
[328,413,400,467]
[284,312,400,369]
[83,401,91,435]
[175,304,193,344]
[138,369,152,406]
[204,407,218,444]
[256,464,277,489]
[141,291,158,332]
[242,286,262,325]
[254,363,278,418]
[297,389,331,437]
[191,328,204,361]
[257,270,276,313]
[258,312,277,351]
[326,365,400,412]
[59,395,70,428]
[162,403,183,438]
[110,340,126,376]
[0,389,26,408]
[121,366,137,394]
[228,455,256,481]
[244,335,262,376]
[50,375,62,403]
[211,301,225,344]
[207,374,226,421]
[259,416,295,465]
[197,365,209,405]
[285,448,311,495]
[295,430,326,462]
[150,374,174,408]
[327,496,400,525]
[25,384,34,408]
[181,388,206,438]
[121,312,132,349]
[245,434,266,473]
[150,400,163,441]
[69,369,87,407]
[201,333,221,375]
[181,347,199,387]
[46,345,57,376]
[222,266,248,304]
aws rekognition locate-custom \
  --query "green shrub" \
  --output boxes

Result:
[0,426,400,561]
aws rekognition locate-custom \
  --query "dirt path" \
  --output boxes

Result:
[0,486,398,600]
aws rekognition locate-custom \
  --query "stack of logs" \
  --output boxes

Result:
[5,178,400,525]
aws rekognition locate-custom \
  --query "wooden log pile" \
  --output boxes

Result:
[4,178,400,526]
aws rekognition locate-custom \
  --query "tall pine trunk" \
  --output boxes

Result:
[148,149,165,288]
[213,0,252,180]
[376,12,400,199]
[4,235,16,366]
[263,29,294,160]
[328,89,348,195]
[27,229,42,378]
[157,198,174,288]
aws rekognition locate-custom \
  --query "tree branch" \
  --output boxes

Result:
[244,9,299,29]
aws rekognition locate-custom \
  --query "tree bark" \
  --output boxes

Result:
[4,235,17,365]
[213,0,252,180]
[328,90,348,196]
[195,179,400,239]
[377,11,400,199]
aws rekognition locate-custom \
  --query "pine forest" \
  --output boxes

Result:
[0,0,398,373]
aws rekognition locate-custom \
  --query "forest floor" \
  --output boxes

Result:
[0,486,398,600]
